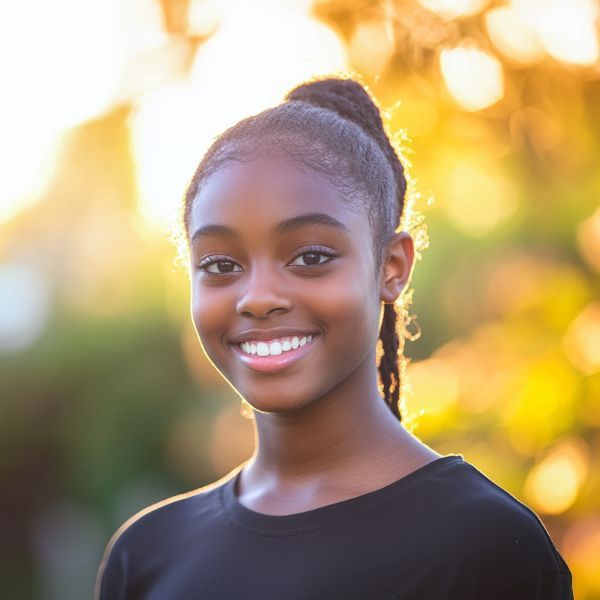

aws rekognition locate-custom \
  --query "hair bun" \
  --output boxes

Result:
[286,78,406,202]
[285,78,384,144]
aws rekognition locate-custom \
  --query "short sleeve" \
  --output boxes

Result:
[498,570,574,600]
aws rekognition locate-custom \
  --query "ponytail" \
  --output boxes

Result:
[379,303,402,420]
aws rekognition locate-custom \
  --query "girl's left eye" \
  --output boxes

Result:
[289,249,336,267]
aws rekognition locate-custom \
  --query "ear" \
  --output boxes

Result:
[379,231,414,304]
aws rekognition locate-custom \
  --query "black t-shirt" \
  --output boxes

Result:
[95,454,573,599]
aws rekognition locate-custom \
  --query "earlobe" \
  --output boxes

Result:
[379,231,414,304]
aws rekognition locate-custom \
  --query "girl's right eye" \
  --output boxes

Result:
[197,257,242,275]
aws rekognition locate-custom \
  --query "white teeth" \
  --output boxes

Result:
[238,335,316,357]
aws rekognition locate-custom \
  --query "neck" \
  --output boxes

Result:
[243,349,417,484]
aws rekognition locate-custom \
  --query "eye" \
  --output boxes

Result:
[289,247,336,267]
[197,257,242,275]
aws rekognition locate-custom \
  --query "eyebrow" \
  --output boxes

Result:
[190,212,351,244]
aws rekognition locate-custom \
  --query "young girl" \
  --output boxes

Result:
[95,77,573,599]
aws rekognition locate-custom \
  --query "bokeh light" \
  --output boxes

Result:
[563,303,600,376]
[523,437,590,514]
[440,45,504,111]
[511,0,600,66]
[418,0,489,20]
[444,160,519,236]
[486,6,545,66]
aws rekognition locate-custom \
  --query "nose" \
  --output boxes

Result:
[235,262,292,319]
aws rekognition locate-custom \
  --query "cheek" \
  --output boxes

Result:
[190,284,230,350]
[314,270,380,347]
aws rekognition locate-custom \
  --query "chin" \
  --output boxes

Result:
[237,387,316,415]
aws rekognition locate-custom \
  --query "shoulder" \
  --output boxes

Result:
[455,461,567,564]
[94,468,238,600]
[438,459,572,598]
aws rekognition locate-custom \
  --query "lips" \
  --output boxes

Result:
[231,333,320,373]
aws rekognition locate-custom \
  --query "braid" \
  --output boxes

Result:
[286,77,406,421]
[379,303,401,420]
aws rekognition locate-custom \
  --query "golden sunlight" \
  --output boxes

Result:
[485,6,545,65]
[131,2,347,230]
[0,0,167,225]
[440,45,504,111]
[444,161,519,236]
[563,516,600,596]
[418,0,489,20]
[524,437,590,514]
[563,303,600,376]
[405,358,459,435]
[349,18,396,77]
[510,0,600,66]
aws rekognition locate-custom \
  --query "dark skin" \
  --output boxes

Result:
[188,155,442,516]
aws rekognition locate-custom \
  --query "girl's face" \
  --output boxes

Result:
[188,155,384,413]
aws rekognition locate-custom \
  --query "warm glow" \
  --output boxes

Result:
[0,126,63,224]
[524,437,590,514]
[187,0,224,37]
[349,18,395,77]
[0,0,168,224]
[406,358,459,420]
[419,0,489,20]
[433,340,493,413]
[563,516,600,595]
[501,354,579,456]
[444,161,519,236]
[511,0,600,66]
[131,2,347,229]
[440,46,504,111]
[563,303,600,375]
[391,88,438,137]
[485,7,545,65]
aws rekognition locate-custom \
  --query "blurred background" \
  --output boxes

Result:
[1,0,599,598]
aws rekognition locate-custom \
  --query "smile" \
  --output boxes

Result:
[231,334,319,373]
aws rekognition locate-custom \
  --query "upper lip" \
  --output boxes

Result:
[229,328,320,344]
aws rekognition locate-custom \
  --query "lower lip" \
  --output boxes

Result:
[231,336,319,373]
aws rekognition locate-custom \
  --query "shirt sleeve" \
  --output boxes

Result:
[498,570,574,600]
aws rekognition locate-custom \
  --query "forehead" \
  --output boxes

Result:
[188,156,369,241]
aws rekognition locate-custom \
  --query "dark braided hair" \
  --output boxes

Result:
[182,77,409,421]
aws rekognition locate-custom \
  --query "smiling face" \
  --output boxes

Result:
[188,154,385,414]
